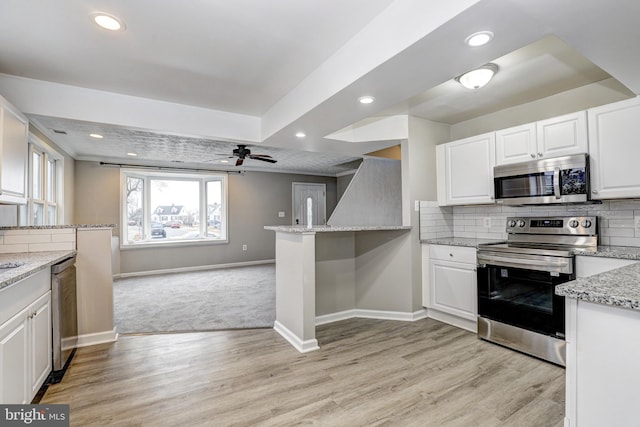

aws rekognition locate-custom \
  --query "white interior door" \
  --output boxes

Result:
[292,183,326,226]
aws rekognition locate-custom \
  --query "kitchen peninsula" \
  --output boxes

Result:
[556,247,640,427]
[265,225,414,352]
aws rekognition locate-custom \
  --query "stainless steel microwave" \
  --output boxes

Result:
[494,153,589,205]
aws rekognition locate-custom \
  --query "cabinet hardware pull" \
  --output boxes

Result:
[592,190,598,194]
[530,153,535,158]
[538,152,543,157]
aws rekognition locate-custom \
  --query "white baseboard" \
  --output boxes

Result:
[316,308,428,326]
[427,309,477,333]
[273,321,319,353]
[76,328,118,348]
[114,259,275,279]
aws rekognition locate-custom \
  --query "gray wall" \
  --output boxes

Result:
[74,160,337,274]
[328,157,402,227]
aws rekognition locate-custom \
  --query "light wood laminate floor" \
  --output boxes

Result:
[41,318,565,426]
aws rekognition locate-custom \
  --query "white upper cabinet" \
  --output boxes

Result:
[535,111,588,159]
[588,97,640,199]
[495,112,588,166]
[437,132,495,206]
[495,123,537,165]
[0,95,28,204]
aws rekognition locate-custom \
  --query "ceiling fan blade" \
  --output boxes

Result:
[235,158,244,166]
[249,155,277,164]
[250,154,273,159]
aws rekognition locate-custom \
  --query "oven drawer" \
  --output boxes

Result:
[430,245,476,264]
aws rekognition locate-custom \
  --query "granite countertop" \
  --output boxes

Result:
[264,225,411,233]
[421,237,506,248]
[0,251,76,290]
[571,245,640,260]
[556,261,640,310]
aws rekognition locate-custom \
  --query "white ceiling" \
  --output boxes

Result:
[1,0,639,175]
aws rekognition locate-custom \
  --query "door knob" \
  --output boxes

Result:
[538,152,543,157]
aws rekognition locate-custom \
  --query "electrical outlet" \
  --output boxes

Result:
[414,200,420,212]
[483,217,491,229]
[242,244,247,251]
[278,211,285,218]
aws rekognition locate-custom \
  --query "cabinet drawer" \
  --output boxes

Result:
[429,245,476,264]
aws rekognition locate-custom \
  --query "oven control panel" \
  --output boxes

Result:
[505,216,597,235]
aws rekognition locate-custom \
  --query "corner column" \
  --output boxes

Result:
[273,231,319,352]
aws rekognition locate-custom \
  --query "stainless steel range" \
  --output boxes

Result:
[476,216,597,366]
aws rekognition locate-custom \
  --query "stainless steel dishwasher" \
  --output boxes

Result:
[50,255,78,383]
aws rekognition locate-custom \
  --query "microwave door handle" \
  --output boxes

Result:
[553,167,561,199]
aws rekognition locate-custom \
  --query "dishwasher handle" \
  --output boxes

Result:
[51,256,76,274]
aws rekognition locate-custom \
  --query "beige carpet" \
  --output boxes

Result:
[113,264,275,333]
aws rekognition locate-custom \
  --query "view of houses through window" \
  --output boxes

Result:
[122,169,226,246]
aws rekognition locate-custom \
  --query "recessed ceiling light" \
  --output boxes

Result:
[127,152,137,157]
[295,132,306,138]
[358,96,376,104]
[92,13,125,31]
[465,31,494,47]
[89,133,103,139]
[220,159,230,163]
[456,63,499,90]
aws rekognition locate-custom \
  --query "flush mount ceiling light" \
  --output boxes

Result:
[465,31,494,47]
[295,132,306,138]
[456,63,499,90]
[220,159,230,163]
[358,95,376,104]
[89,133,103,139]
[126,152,137,157]
[92,13,125,31]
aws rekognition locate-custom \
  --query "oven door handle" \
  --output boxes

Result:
[477,252,571,273]
[554,167,561,199]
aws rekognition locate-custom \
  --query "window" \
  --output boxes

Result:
[28,139,61,225]
[121,169,227,247]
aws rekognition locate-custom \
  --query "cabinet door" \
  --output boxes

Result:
[536,111,588,159]
[0,100,28,201]
[30,292,52,397]
[443,133,495,205]
[495,123,537,165]
[0,308,29,404]
[588,97,640,199]
[429,259,477,321]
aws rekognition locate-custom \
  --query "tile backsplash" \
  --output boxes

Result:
[0,228,76,253]
[420,200,640,247]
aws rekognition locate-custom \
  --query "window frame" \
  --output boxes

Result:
[27,134,63,226]
[120,168,228,249]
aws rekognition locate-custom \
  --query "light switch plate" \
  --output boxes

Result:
[635,217,640,235]
[415,200,420,212]
[278,211,285,218]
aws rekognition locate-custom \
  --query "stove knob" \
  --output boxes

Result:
[569,220,579,228]
[507,220,517,227]
[517,220,526,228]
[581,219,592,228]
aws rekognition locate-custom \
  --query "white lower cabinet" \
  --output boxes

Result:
[0,269,52,404]
[423,244,477,332]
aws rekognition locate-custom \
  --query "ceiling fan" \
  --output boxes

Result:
[218,144,277,166]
